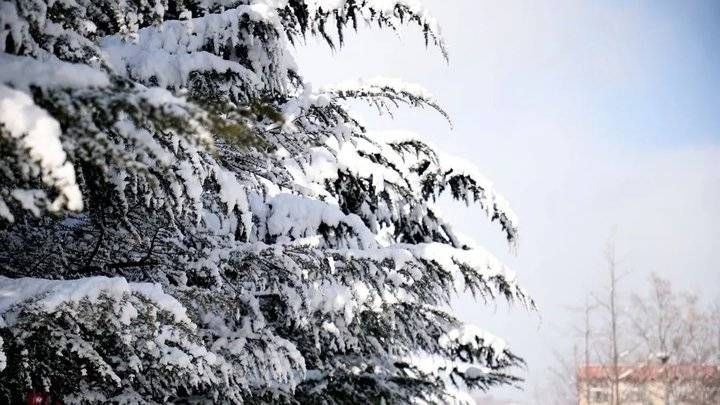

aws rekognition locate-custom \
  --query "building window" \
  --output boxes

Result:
[624,386,644,402]
[590,387,610,403]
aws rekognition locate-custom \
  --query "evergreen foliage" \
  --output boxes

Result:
[0,1,532,403]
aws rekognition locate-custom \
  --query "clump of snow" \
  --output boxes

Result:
[266,193,378,249]
[0,2,29,54]
[0,85,83,217]
[409,242,518,292]
[0,276,191,326]
[439,324,507,356]
[0,54,109,91]
[0,198,12,222]
[100,5,294,92]
[213,167,253,237]
[0,336,5,372]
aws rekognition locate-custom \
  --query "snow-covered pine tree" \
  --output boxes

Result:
[0,0,533,403]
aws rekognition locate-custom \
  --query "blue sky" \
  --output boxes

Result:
[296,1,720,402]
[589,1,720,147]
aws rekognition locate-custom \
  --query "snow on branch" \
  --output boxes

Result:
[0,276,191,326]
[0,85,83,221]
[0,275,305,402]
[371,130,520,244]
[0,1,104,63]
[320,77,451,125]
[336,242,532,307]
[408,243,532,306]
[435,325,524,391]
[0,0,532,402]
[287,128,520,246]
[0,54,109,91]
[226,246,521,400]
[100,4,294,94]
[279,0,448,60]
[0,276,237,401]
[262,192,379,248]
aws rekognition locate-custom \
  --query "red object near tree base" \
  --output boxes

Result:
[25,390,50,405]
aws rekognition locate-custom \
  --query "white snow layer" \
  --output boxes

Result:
[0,53,109,91]
[0,276,191,327]
[100,4,292,91]
[267,193,378,248]
[0,85,83,218]
[0,336,5,372]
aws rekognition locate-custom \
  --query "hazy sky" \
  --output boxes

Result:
[295,1,720,402]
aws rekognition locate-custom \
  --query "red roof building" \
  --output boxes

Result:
[576,363,720,405]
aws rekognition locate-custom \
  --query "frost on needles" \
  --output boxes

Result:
[0,1,533,403]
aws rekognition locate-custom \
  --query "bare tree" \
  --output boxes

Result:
[711,298,720,362]
[630,273,683,403]
[607,246,621,405]
[541,240,627,405]
[542,348,579,405]
[580,297,596,405]
[630,274,720,404]
[544,244,719,405]
[590,240,627,405]
[629,274,681,360]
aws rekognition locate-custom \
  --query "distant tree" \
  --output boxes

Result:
[712,298,720,361]
[578,298,596,405]
[630,274,695,363]
[591,241,627,405]
[630,273,720,404]
[0,0,532,403]
[540,242,627,405]
[541,297,597,405]
[546,264,719,405]
[542,347,579,405]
